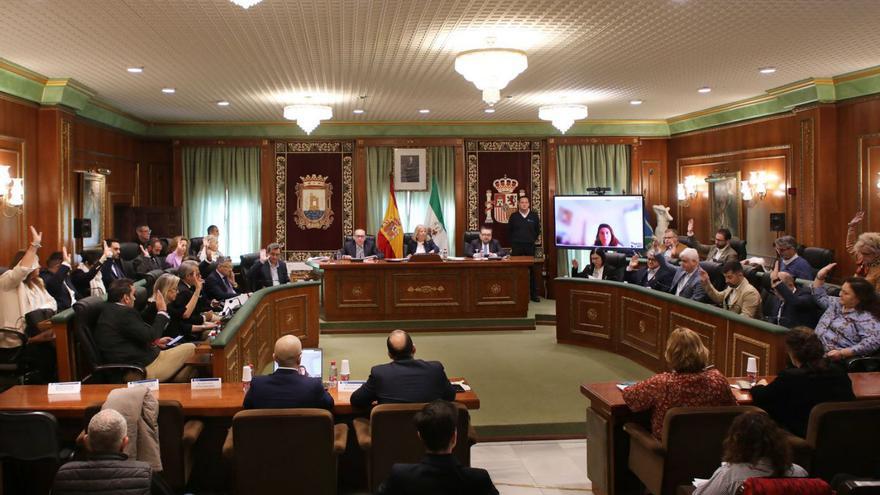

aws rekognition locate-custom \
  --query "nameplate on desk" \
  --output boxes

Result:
[191,378,222,390]
[48,382,81,395]
[128,379,160,391]
[337,381,365,392]
[450,380,471,391]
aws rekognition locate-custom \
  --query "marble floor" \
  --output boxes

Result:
[472,439,592,495]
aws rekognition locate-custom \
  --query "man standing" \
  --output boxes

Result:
[340,229,384,259]
[249,243,290,289]
[699,261,762,318]
[507,196,541,302]
[243,335,333,410]
[686,219,740,263]
[464,226,506,258]
[351,330,456,408]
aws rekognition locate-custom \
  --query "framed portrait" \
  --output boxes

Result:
[707,171,742,238]
[393,148,427,191]
[79,172,106,249]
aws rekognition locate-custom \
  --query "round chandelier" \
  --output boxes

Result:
[538,104,589,134]
[454,47,528,106]
[283,104,333,135]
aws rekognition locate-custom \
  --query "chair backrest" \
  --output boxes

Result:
[159,237,173,255]
[403,232,413,247]
[0,411,61,462]
[801,247,835,271]
[189,237,204,257]
[743,264,763,290]
[119,242,140,262]
[699,261,726,291]
[142,269,165,294]
[133,284,149,312]
[463,230,480,252]
[366,402,471,492]
[72,296,107,371]
[729,239,748,261]
[806,400,880,481]
[739,477,832,495]
[662,406,764,495]
[232,409,337,495]
[847,357,880,373]
[343,234,376,245]
[604,252,628,271]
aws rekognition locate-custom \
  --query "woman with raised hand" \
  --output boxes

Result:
[813,263,880,361]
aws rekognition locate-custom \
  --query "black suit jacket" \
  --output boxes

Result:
[71,261,103,299]
[405,239,440,256]
[167,281,212,340]
[769,284,822,329]
[204,270,238,301]
[751,365,855,437]
[464,239,506,257]
[133,254,164,275]
[571,264,622,282]
[350,358,456,408]
[507,210,541,245]
[377,454,498,495]
[248,260,290,290]
[40,265,75,310]
[94,303,169,368]
[624,264,676,292]
[243,368,334,410]
[100,258,128,288]
[340,239,384,259]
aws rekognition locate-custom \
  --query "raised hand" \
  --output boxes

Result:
[62,246,71,265]
[687,218,694,234]
[698,267,709,285]
[155,290,167,312]
[571,258,579,269]
[139,244,149,257]
[29,226,42,245]
[770,260,779,279]
[259,248,268,263]
[102,240,113,259]
[849,211,865,227]
[816,262,837,281]
[629,253,640,269]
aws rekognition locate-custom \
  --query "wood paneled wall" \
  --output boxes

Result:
[0,95,37,265]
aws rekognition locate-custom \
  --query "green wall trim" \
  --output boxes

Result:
[0,66,45,103]
[78,102,150,135]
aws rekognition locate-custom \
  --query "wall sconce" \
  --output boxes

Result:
[741,171,768,202]
[677,175,699,207]
[876,172,880,198]
[0,165,24,217]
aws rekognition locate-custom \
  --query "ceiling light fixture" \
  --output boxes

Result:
[538,104,588,134]
[698,86,712,93]
[353,109,365,114]
[161,88,176,94]
[630,100,643,105]
[759,67,777,74]
[419,109,431,114]
[283,104,333,134]
[126,66,144,74]
[454,37,528,106]
[230,0,262,8]
[217,100,230,106]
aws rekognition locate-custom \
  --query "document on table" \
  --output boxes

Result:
[451,380,471,391]
[338,381,365,392]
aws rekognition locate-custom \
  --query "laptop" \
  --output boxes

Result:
[273,347,323,379]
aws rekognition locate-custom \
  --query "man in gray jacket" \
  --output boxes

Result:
[53,409,172,495]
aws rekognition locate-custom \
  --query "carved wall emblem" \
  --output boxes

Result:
[294,174,334,230]
[489,283,502,295]
[587,308,598,321]
[407,285,445,294]
[485,175,524,224]
[351,286,363,297]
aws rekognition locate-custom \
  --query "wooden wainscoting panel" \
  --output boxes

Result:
[224,339,241,381]
[334,274,382,309]
[620,297,664,364]
[471,268,522,308]
[238,317,257,373]
[275,293,310,343]
[669,311,727,372]
[390,271,463,309]
[730,332,771,377]
[570,290,613,341]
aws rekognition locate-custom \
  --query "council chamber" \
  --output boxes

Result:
[1,1,880,495]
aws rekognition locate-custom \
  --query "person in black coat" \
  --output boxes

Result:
[351,330,456,408]
[507,196,541,301]
[243,335,333,410]
[623,250,676,292]
[248,243,291,290]
[464,227,507,258]
[40,249,76,310]
[570,249,622,281]
[100,239,128,288]
[767,267,822,328]
[751,327,855,437]
[405,225,440,257]
[71,242,113,298]
[132,239,165,276]
[168,261,217,341]
[377,400,498,495]
[204,257,239,301]
[339,229,384,259]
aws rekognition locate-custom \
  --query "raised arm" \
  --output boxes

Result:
[847,211,864,255]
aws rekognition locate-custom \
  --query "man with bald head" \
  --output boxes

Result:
[340,228,384,259]
[769,264,822,328]
[351,330,456,408]
[243,335,333,410]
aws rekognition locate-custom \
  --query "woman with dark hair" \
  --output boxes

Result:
[812,263,880,360]
[694,411,807,494]
[594,223,622,247]
[750,327,854,437]
[571,249,621,281]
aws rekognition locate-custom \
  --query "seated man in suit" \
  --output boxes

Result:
[769,269,822,328]
[464,226,506,258]
[624,249,675,292]
[775,235,816,281]
[660,228,687,261]
[340,228,384,260]
[100,239,128,288]
[94,279,196,382]
[351,330,456,408]
[204,256,239,301]
[243,335,333,410]
[667,248,706,301]
[132,238,164,275]
[248,243,290,289]
[405,224,440,257]
[686,219,739,263]
[40,247,77,310]
[699,261,762,319]
[377,400,498,495]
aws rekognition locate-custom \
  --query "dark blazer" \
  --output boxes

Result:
[40,265,76,310]
[167,281,211,340]
[340,239,384,259]
[248,260,290,290]
[405,238,440,256]
[204,270,238,301]
[243,368,334,410]
[133,254,164,275]
[71,261,103,299]
[377,454,499,495]
[94,303,169,368]
[624,263,676,292]
[507,210,541,246]
[464,239,506,257]
[751,365,855,437]
[769,283,822,328]
[100,258,128,288]
[571,264,622,282]
[350,358,456,408]
[780,256,816,281]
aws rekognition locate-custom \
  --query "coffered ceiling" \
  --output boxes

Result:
[2,0,880,123]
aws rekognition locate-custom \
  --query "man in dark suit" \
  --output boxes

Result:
[769,271,822,328]
[464,226,506,258]
[132,238,164,275]
[351,330,456,408]
[507,196,541,302]
[40,248,77,310]
[204,257,239,301]
[340,228,384,259]
[243,335,333,410]
[377,400,498,495]
[94,279,196,382]
[100,239,128,288]
[666,247,707,301]
[248,243,290,289]
[624,250,675,292]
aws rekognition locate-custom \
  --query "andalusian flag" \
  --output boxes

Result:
[378,178,404,258]
[425,175,448,253]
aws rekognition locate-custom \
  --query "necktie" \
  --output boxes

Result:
[724,290,734,310]
[112,262,120,278]
[777,300,785,322]
[483,244,489,255]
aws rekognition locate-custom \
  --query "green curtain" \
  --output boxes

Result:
[556,144,631,276]
[365,146,458,255]
[182,146,262,260]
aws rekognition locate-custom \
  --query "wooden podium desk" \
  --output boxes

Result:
[0,377,480,418]
[320,256,535,321]
[580,373,880,495]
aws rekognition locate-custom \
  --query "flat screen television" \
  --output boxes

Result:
[554,195,645,250]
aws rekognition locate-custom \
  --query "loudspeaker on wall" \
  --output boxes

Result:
[769,213,785,232]
[74,218,92,239]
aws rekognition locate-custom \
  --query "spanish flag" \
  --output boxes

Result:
[378,177,404,258]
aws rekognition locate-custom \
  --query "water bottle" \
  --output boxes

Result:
[328,360,338,388]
